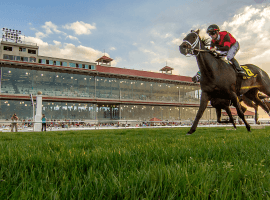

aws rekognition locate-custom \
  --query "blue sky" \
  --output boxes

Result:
[0,0,269,77]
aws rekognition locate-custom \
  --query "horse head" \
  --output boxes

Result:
[179,29,202,56]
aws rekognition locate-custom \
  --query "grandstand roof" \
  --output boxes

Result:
[96,65,192,83]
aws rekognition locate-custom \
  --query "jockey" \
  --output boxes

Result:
[206,24,246,75]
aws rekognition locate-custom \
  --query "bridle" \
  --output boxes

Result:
[182,31,201,57]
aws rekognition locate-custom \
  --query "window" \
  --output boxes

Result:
[85,65,89,69]
[78,64,82,68]
[28,49,36,54]
[56,61,61,66]
[46,60,53,65]
[21,57,28,62]
[19,47,26,52]
[39,59,46,64]
[30,57,36,62]
[3,54,14,60]
[69,62,76,67]
[62,62,67,67]
[90,65,95,70]
[15,56,20,61]
[3,46,12,51]
[76,63,79,68]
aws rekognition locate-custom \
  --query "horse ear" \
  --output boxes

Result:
[191,30,195,33]
[196,29,200,34]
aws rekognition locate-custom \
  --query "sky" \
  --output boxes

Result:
[1,0,270,117]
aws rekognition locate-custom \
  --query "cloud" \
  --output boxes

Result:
[25,36,109,64]
[140,48,157,56]
[220,4,270,74]
[33,21,67,39]
[66,35,80,43]
[25,36,49,47]
[35,31,46,38]
[111,57,123,66]
[53,40,61,46]
[150,29,172,39]
[63,21,96,35]
[109,47,116,50]
[42,21,63,35]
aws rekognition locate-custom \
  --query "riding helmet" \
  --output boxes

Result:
[206,24,220,34]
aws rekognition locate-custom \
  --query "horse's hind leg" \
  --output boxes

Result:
[245,89,270,118]
[230,92,251,131]
[224,107,237,129]
[258,71,270,111]
[216,107,236,128]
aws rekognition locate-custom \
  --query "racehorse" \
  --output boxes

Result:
[192,76,269,126]
[179,29,270,134]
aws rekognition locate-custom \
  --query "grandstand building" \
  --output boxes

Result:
[0,39,216,122]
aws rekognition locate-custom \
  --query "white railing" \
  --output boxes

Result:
[0,119,267,132]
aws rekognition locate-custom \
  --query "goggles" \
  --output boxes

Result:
[208,31,216,36]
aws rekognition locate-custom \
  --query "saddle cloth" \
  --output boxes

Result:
[240,65,257,79]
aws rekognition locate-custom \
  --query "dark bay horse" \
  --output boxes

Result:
[179,29,270,134]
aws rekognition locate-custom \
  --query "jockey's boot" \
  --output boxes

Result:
[230,58,246,76]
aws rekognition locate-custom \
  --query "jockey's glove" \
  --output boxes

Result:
[210,47,217,52]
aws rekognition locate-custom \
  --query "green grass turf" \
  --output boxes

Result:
[0,126,270,199]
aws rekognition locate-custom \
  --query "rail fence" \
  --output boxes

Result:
[0,119,269,132]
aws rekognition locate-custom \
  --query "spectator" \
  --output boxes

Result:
[11,113,18,132]
[41,114,47,132]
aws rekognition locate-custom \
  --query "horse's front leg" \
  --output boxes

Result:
[230,92,251,132]
[187,92,209,135]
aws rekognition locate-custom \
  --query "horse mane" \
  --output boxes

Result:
[201,37,210,47]
[193,29,210,47]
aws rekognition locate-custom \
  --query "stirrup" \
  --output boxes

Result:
[237,70,246,76]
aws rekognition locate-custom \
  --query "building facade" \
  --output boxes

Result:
[0,40,216,122]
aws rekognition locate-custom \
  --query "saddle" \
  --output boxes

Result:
[212,53,257,79]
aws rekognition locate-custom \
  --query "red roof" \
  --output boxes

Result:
[95,56,113,62]
[160,66,174,71]
[149,117,162,121]
[222,108,255,116]
[96,65,193,82]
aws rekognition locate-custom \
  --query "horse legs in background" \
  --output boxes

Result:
[230,92,251,131]
[215,108,236,129]
[187,92,209,135]
[241,96,259,124]
[243,89,270,123]
[257,72,270,116]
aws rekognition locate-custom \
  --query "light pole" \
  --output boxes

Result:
[2,28,22,43]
